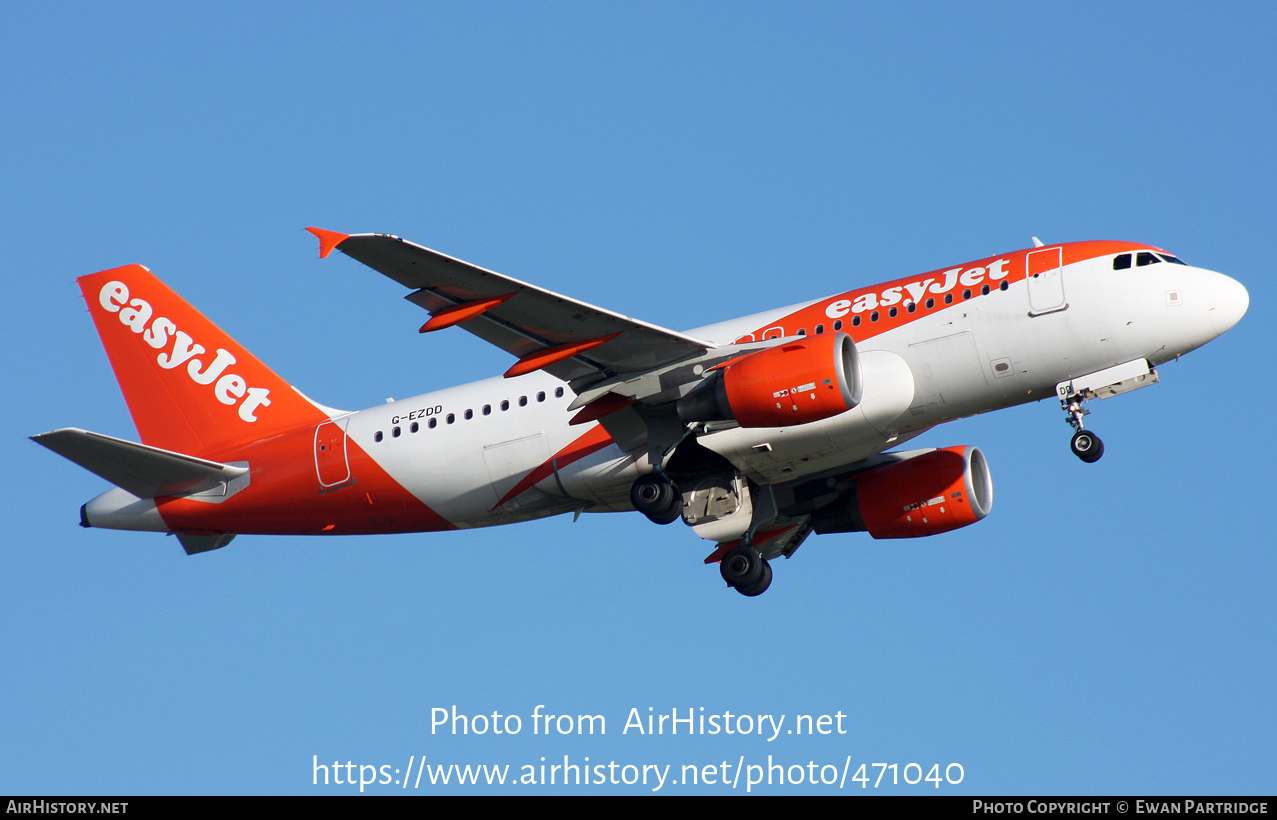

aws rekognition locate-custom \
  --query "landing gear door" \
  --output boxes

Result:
[682,473,755,543]
[315,417,353,489]
[1027,247,1067,316]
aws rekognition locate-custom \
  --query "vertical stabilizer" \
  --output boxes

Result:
[79,265,328,457]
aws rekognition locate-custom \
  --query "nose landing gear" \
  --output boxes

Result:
[1062,390,1104,463]
[1055,360,1160,464]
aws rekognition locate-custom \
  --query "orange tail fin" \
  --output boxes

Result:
[80,265,328,457]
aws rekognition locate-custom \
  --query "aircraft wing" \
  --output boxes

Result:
[315,230,716,385]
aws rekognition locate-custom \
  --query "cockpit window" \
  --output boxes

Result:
[1115,250,1187,270]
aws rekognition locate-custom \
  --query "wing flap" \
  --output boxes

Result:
[32,428,248,499]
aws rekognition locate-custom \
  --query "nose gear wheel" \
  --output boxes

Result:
[1070,429,1104,463]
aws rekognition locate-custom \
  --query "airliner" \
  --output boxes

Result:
[33,229,1249,596]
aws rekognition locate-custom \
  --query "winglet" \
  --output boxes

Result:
[306,227,350,259]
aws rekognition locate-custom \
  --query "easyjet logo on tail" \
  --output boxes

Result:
[98,281,271,422]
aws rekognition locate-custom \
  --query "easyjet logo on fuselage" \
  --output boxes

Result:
[98,281,271,423]
[824,258,1012,318]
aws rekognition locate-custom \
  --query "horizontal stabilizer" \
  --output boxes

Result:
[31,428,248,499]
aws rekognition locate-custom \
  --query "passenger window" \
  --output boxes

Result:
[537,391,546,402]
[464,409,473,420]
[482,405,491,416]
[519,396,528,407]
[1113,254,1132,270]
[500,400,509,411]
[555,387,564,398]
[410,422,419,433]
[833,320,843,331]
[815,324,825,334]
[1136,252,1160,267]
[428,418,437,429]
[374,431,383,442]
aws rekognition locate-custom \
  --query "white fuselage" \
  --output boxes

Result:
[341,251,1246,528]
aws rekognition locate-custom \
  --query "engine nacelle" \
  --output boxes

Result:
[679,333,862,428]
[813,446,993,539]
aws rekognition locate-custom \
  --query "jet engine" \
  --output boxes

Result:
[678,332,863,428]
[812,446,993,539]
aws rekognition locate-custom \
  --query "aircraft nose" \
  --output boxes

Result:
[1207,272,1249,336]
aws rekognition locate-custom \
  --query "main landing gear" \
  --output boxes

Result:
[630,473,683,525]
[629,469,774,597]
[719,543,772,597]
[1062,391,1104,464]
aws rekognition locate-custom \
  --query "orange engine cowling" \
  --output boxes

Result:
[715,333,862,428]
[813,446,993,539]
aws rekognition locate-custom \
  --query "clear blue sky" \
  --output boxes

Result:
[4,1,1274,795]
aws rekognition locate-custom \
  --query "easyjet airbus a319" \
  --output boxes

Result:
[34,229,1248,596]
